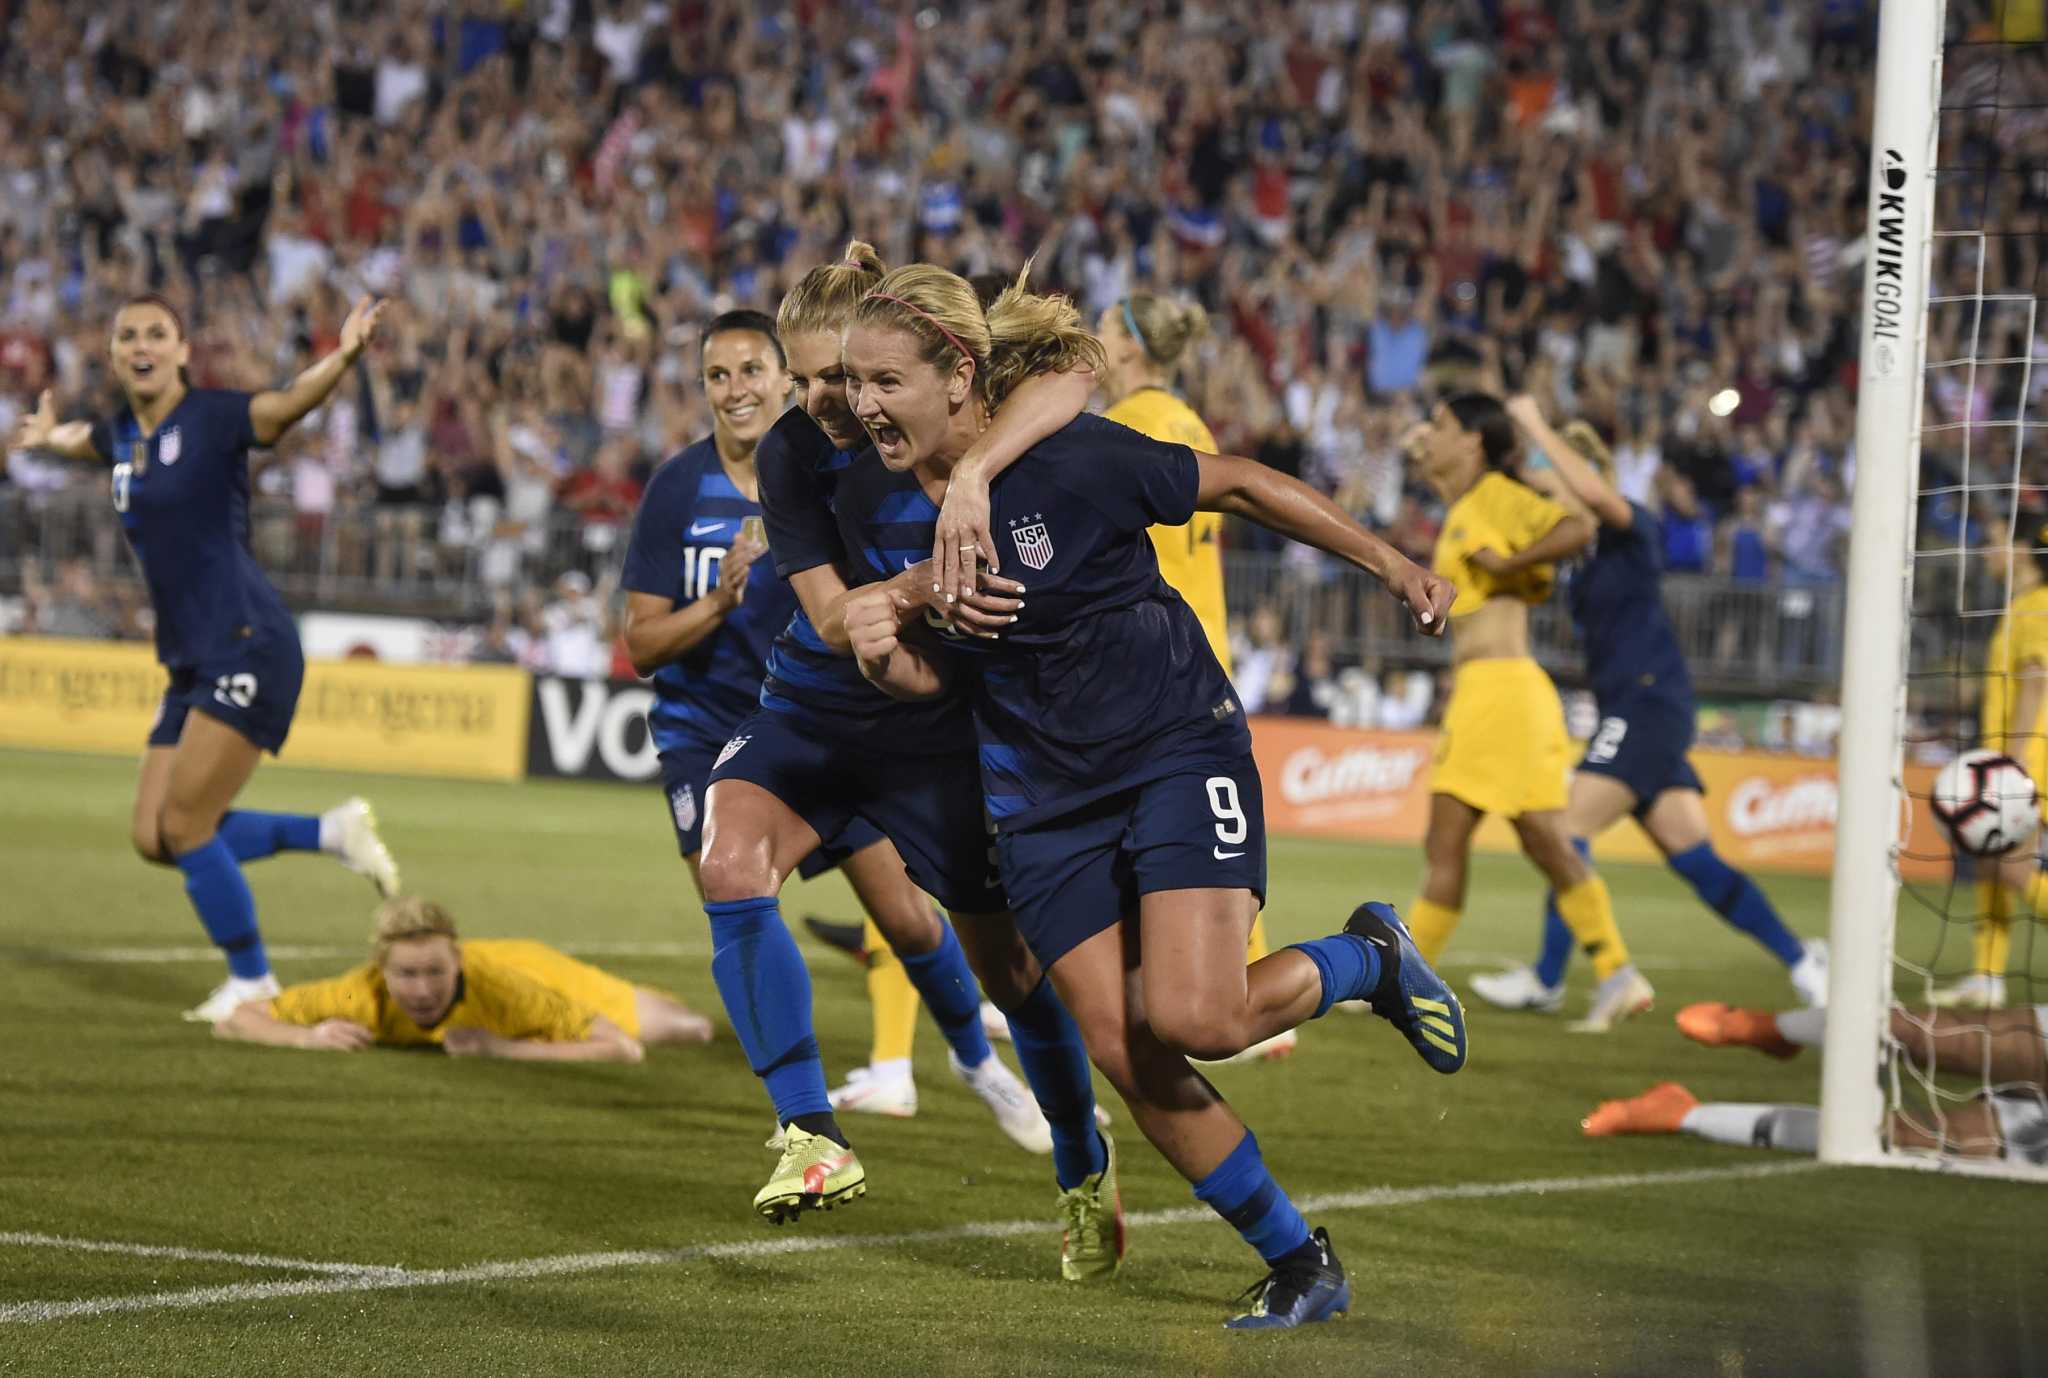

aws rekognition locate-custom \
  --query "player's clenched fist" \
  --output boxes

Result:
[845,586,910,666]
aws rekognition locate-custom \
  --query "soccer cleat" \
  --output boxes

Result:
[1676,1002,1800,1060]
[1790,940,1830,1008]
[827,1065,918,1118]
[802,915,869,964]
[1469,964,1566,1014]
[1927,972,2008,1010]
[184,972,281,1023]
[1568,967,1656,1033]
[1224,1227,1350,1330]
[979,999,1013,1043]
[950,1051,1054,1153]
[1194,1028,1300,1066]
[1344,901,1468,1073]
[1057,1132,1125,1282]
[1582,1081,1699,1137]
[324,797,400,899]
[754,1125,866,1223]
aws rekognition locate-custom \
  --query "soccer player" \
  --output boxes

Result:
[620,309,1037,1137]
[692,247,1110,1247]
[1094,292,1288,1064]
[839,265,1465,1329]
[1468,399,1827,1014]
[1401,394,1650,1032]
[1582,1001,2048,1165]
[11,294,402,1022]
[1931,527,2048,1010]
[213,897,712,1060]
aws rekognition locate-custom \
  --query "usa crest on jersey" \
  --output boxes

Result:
[1011,521,1054,571]
[159,427,182,466]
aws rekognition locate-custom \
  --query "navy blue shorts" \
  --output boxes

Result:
[148,626,304,755]
[707,710,1004,913]
[994,758,1269,970]
[659,741,883,880]
[1576,697,1702,816]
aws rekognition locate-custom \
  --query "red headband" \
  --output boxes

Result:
[867,292,976,365]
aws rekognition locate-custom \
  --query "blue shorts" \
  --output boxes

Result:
[659,741,883,880]
[994,758,1268,970]
[708,710,1004,913]
[1576,697,1702,816]
[148,626,305,755]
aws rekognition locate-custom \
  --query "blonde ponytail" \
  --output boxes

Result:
[981,263,1104,410]
[778,240,889,339]
[1120,293,1209,374]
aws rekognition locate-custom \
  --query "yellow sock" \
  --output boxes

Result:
[1555,874,1631,981]
[1246,914,1271,965]
[1406,897,1463,964]
[1976,878,2015,978]
[865,919,919,1066]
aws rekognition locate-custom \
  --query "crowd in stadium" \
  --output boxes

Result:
[0,0,1891,630]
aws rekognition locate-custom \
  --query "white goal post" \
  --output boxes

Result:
[1820,0,1945,1167]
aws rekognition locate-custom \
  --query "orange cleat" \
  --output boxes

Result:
[1582,1081,1700,1137]
[1675,1002,1801,1060]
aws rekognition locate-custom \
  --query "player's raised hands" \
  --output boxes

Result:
[933,464,998,606]
[304,1019,376,1052]
[10,389,56,452]
[339,297,392,361]
[892,558,1022,639]
[715,529,767,610]
[1503,394,1548,433]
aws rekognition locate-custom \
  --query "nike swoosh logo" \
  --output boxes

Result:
[1213,848,1245,860]
[688,520,728,538]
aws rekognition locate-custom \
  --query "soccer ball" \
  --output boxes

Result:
[1931,750,2041,857]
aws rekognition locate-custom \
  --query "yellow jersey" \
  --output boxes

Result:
[267,939,636,1046]
[1104,387,1231,675]
[1434,471,1569,617]
[1983,584,2048,780]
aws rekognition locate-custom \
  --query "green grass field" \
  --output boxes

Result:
[0,748,2037,1378]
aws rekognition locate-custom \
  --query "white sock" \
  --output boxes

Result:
[1776,1006,1827,1048]
[869,1057,913,1084]
[1680,1102,1817,1152]
[317,807,344,852]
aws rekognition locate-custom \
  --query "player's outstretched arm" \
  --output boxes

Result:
[249,297,389,446]
[10,390,102,462]
[1195,452,1455,636]
[441,1018,646,1063]
[1503,394,1632,528]
[214,1003,375,1052]
[932,367,1094,602]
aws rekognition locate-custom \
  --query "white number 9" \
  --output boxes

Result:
[1205,776,1247,845]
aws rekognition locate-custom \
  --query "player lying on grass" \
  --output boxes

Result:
[214,898,712,1061]
[1581,1001,2048,1165]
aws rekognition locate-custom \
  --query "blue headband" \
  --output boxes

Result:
[1119,299,1150,359]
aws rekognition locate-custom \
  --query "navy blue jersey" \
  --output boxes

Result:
[1566,503,1695,710]
[752,406,969,753]
[89,389,293,670]
[621,439,801,754]
[837,413,1248,827]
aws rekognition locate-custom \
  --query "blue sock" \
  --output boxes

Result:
[896,920,993,1070]
[1191,1130,1311,1264]
[705,897,831,1124]
[217,811,322,864]
[1668,842,1807,967]
[1534,837,1590,988]
[1002,977,1104,1191]
[1289,932,1380,1019]
[173,837,269,980]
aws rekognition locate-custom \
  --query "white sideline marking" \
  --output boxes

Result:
[1,941,704,965]
[1,1161,1820,1325]
[0,1232,402,1278]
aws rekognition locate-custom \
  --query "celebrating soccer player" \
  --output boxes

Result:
[1466,398,1828,1014]
[214,897,711,1059]
[11,294,402,1021]
[691,247,1113,1253]
[838,265,1466,1329]
[1399,394,1650,1032]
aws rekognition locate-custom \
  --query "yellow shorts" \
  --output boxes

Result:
[1430,657,1571,818]
[476,940,643,1037]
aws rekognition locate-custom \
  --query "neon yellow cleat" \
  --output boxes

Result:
[1057,1132,1125,1282]
[754,1126,866,1224]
